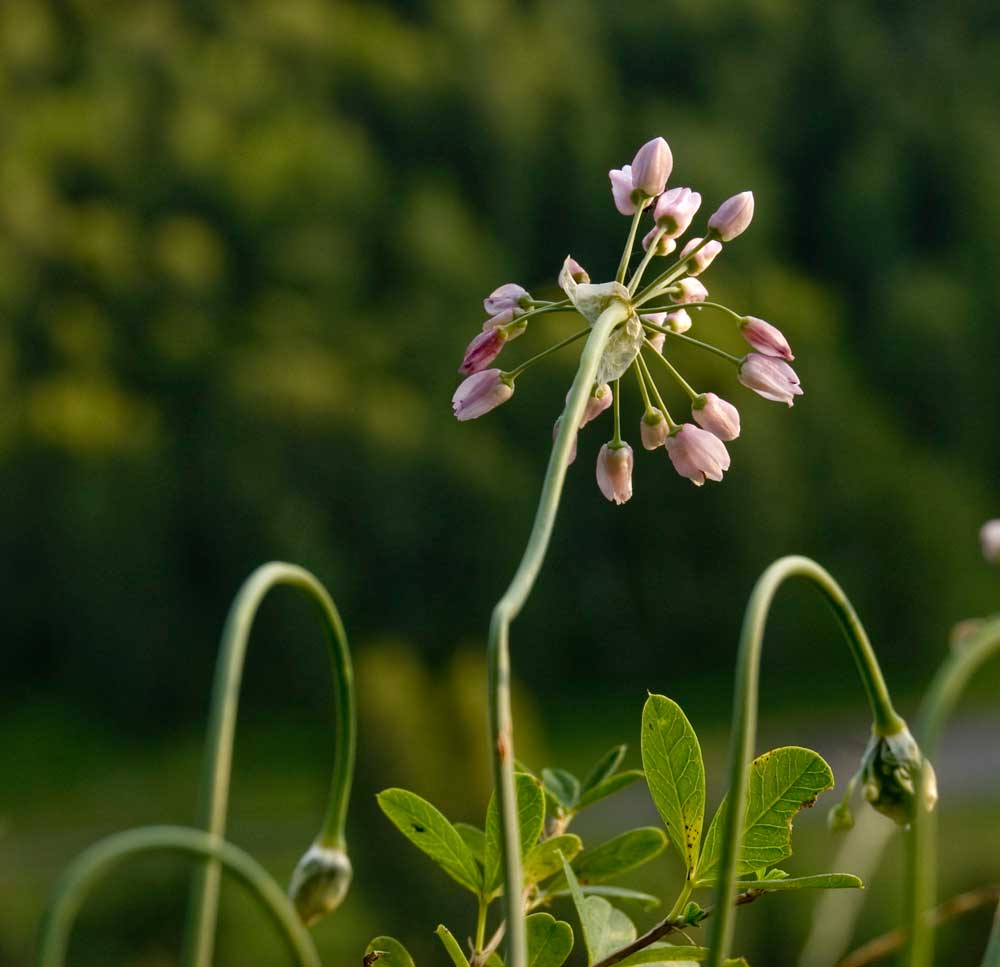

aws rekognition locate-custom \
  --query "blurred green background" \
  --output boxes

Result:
[2,0,999,964]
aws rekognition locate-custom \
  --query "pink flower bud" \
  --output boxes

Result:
[738,353,803,406]
[609,165,639,216]
[640,408,670,450]
[630,137,673,198]
[641,228,677,257]
[482,307,515,331]
[484,283,531,316]
[740,316,794,360]
[981,520,1000,564]
[679,237,723,275]
[653,187,702,238]
[640,312,667,351]
[596,442,633,504]
[647,331,665,352]
[692,392,741,441]
[564,257,590,284]
[573,382,614,428]
[553,417,577,466]
[460,328,505,375]
[708,190,755,241]
[666,309,692,333]
[452,369,514,421]
[666,423,731,486]
[671,278,708,304]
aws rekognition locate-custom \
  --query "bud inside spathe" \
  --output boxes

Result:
[859,726,936,826]
[288,844,352,927]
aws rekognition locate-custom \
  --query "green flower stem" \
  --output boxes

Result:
[633,235,711,307]
[705,556,905,967]
[182,562,355,967]
[638,300,744,323]
[617,207,646,284]
[37,825,321,967]
[643,341,698,400]
[488,301,628,967]
[612,377,623,445]
[636,352,676,429]
[475,897,489,953]
[632,359,652,410]
[627,227,666,295]
[505,327,590,380]
[906,615,1000,967]
[641,321,744,366]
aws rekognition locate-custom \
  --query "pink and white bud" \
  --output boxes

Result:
[460,319,526,374]
[647,331,665,352]
[692,392,740,441]
[484,283,531,317]
[640,409,670,450]
[708,191,755,241]
[574,382,614,428]
[482,307,515,332]
[679,237,723,275]
[671,278,708,304]
[564,257,590,284]
[452,369,514,421]
[553,417,578,466]
[641,228,677,257]
[738,353,803,406]
[640,312,667,351]
[630,137,673,198]
[980,520,1000,564]
[666,424,731,486]
[740,316,794,360]
[596,442,633,504]
[666,309,692,333]
[609,165,638,216]
[654,187,702,238]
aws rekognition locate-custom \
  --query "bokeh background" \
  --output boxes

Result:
[2,1,999,965]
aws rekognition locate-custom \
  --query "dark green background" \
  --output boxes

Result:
[2,1,998,965]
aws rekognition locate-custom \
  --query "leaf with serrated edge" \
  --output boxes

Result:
[582,745,627,792]
[524,834,582,884]
[377,789,482,894]
[454,822,485,865]
[526,912,575,967]
[436,925,470,967]
[561,855,637,965]
[365,936,415,967]
[543,768,581,810]
[484,773,546,894]
[574,827,668,884]
[577,770,644,809]
[641,695,706,875]
[696,746,834,884]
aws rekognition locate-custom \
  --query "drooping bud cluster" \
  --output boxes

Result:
[288,843,353,926]
[451,135,805,504]
[858,727,938,826]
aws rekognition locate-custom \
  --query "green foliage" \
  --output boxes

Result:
[435,925,470,967]
[376,789,482,895]
[365,936,415,967]
[544,884,661,911]
[454,823,486,865]
[696,747,835,883]
[728,873,862,894]
[524,834,583,884]
[573,828,669,884]
[577,771,645,810]
[641,694,706,875]
[542,768,581,812]
[581,745,628,793]
[561,857,637,966]
[525,912,574,967]
[484,773,546,895]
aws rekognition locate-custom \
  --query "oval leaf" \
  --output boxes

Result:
[582,745,627,792]
[524,833,583,884]
[484,772,546,894]
[454,822,486,865]
[543,767,581,811]
[561,855,637,964]
[641,695,706,874]
[543,884,662,912]
[526,912,575,967]
[435,924,470,967]
[578,770,644,809]
[574,827,668,884]
[377,788,482,894]
[729,872,863,893]
[696,746,835,883]
[365,936,415,967]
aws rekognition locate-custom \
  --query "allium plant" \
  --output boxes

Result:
[452,137,803,500]
[36,138,1000,967]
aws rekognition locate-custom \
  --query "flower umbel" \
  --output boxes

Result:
[451,136,804,500]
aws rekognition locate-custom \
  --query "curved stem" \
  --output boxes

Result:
[505,327,590,380]
[906,615,1000,967]
[488,302,628,967]
[705,556,905,967]
[37,825,321,967]
[641,322,743,366]
[183,562,355,967]
[643,342,699,400]
[639,301,743,323]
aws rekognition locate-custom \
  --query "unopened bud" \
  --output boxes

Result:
[980,519,1000,564]
[679,237,723,275]
[654,187,702,238]
[564,257,590,284]
[575,382,614,428]
[692,393,740,441]
[666,309,692,334]
[827,801,855,833]
[740,316,794,360]
[596,442,633,504]
[640,408,669,450]
[671,278,708,304]
[708,191,755,241]
[641,228,677,257]
[452,369,514,421]
[484,283,531,317]
[859,726,936,826]
[609,165,639,216]
[288,844,352,927]
[631,137,673,199]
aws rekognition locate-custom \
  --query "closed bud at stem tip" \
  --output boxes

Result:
[288,844,352,927]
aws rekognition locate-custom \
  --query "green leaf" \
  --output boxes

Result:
[377,788,482,895]
[455,822,486,864]
[561,855,637,965]
[435,925,470,967]
[484,956,504,967]
[729,873,863,893]
[577,770,645,809]
[616,947,749,966]
[582,744,627,792]
[526,912,574,967]
[574,827,668,884]
[696,746,835,883]
[542,768,581,811]
[524,834,583,884]
[641,694,706,874]
[484,772,546,894]
[365,936,415,967]
[545,884,661,911]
